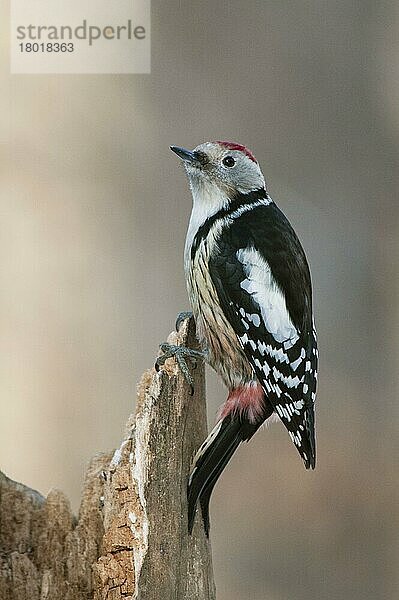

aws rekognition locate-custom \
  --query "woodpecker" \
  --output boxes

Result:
[167,141,317,535]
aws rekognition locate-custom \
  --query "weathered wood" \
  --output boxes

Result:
[0,317,215,600]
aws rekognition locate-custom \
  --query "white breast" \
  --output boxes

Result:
[185,224,252,388]
[184,180,228,274]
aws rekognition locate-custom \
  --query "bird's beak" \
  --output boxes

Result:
[170,145,201,166]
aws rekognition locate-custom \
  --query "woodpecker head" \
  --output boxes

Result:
[170,141,266,200]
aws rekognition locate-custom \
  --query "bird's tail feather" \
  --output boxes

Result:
[199,440,240,536]
[187,415,258,535]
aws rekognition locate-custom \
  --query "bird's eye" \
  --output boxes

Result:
[222,156,236,168]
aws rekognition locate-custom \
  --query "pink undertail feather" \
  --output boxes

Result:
[218,382,265,424]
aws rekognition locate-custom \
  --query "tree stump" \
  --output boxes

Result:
[0,317,216,600]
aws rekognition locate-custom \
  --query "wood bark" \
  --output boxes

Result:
[0,317,215,600]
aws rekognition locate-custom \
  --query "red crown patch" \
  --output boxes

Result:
[216,141,257,163]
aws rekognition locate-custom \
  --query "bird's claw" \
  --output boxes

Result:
[175,311,193,332]
[155,343,205,395]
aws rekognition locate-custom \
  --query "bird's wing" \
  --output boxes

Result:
[209,202,317,468]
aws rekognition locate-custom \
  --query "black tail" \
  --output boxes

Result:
[187,415,260,536]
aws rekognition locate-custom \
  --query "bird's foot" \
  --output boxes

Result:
[155,343,205,395]
[175,311,193,331]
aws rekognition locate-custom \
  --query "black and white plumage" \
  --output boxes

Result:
[170,141,317,536]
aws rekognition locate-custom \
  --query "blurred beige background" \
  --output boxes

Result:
[1,1,399,599]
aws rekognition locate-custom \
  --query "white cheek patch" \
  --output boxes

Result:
[237,247,299,346]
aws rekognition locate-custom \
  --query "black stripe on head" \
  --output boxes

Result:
[191,188,270,260]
